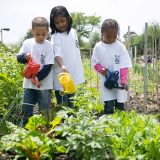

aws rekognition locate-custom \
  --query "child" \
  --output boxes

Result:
[91,19,132,114]
[17,17,54,127]
[50,6,85,107]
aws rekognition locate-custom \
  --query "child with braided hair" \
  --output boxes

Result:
[92,19,132,114]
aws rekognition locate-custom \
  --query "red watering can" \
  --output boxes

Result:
[22,55,41,88]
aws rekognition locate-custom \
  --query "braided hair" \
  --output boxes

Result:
[50,6,73,34]
[101,19,120,40]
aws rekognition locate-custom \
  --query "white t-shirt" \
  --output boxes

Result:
[18,38,54,90]
[92,40,132,102]
[51,28,85,90]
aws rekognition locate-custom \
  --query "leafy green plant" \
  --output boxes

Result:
[0,46,23,134]
[1,90,160,160]
[0,121,56,160]
[0,46,23,95]
[53,109,160,160]
[25,114,47,131]
[74,84,103,113]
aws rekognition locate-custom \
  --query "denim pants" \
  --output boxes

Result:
[21,89,52,126]
[55,90,74,108]
[104,100,124,114]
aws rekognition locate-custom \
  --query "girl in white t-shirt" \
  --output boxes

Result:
[92,19,132,114]
[50,6,85,107]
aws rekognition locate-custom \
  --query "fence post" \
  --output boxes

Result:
[134,46,137,65]
[154,26,159,107]
[126,26,131,107]
[89,47,92,86]
[143,23,148,109]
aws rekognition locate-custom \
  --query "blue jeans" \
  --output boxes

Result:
[55,90,74,108]
[21,89,52,126]
[104,100,124,114]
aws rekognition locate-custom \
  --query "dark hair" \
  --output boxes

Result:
[50,6,73,34]
[32,17,49,29]
[101,19,120,39]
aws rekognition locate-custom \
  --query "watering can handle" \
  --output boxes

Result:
[58,72,71,78]
[25,53,32,63]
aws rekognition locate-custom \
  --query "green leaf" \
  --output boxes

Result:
[25,114,47,131]
[56,146,68,153]
[50,117,62,129]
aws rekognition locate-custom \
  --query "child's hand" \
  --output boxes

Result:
[25,53,32,61]
[31,77,42,88]
[121,83,128,91]
[121,83,127,88]
[101,68,107,76]
[61,65,68,73]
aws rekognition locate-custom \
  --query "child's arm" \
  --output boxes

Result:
[120,68,128,86]
[91,44,107,75]
[36,64,52,81]
[17,53,31,64]
[31,64,52,88]
[55,56,68,72]
[94,64,107,76]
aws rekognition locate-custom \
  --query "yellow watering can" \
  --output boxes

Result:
[58,72,76,94]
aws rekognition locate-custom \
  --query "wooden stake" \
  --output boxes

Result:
[143,23,148,109]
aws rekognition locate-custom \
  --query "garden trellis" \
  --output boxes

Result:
[126,23,160,111]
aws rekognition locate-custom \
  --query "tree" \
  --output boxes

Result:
[89,31,101,48]
[23,29,33,40]
[71,12,101,46]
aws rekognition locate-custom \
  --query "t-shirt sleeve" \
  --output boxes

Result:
[17,40,30,63]
[51,34,63,57]
[18,40,30,55]
[91,44,101,68]
[120,43,132,68]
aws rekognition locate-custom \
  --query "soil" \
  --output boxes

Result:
[126,89,160,115]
